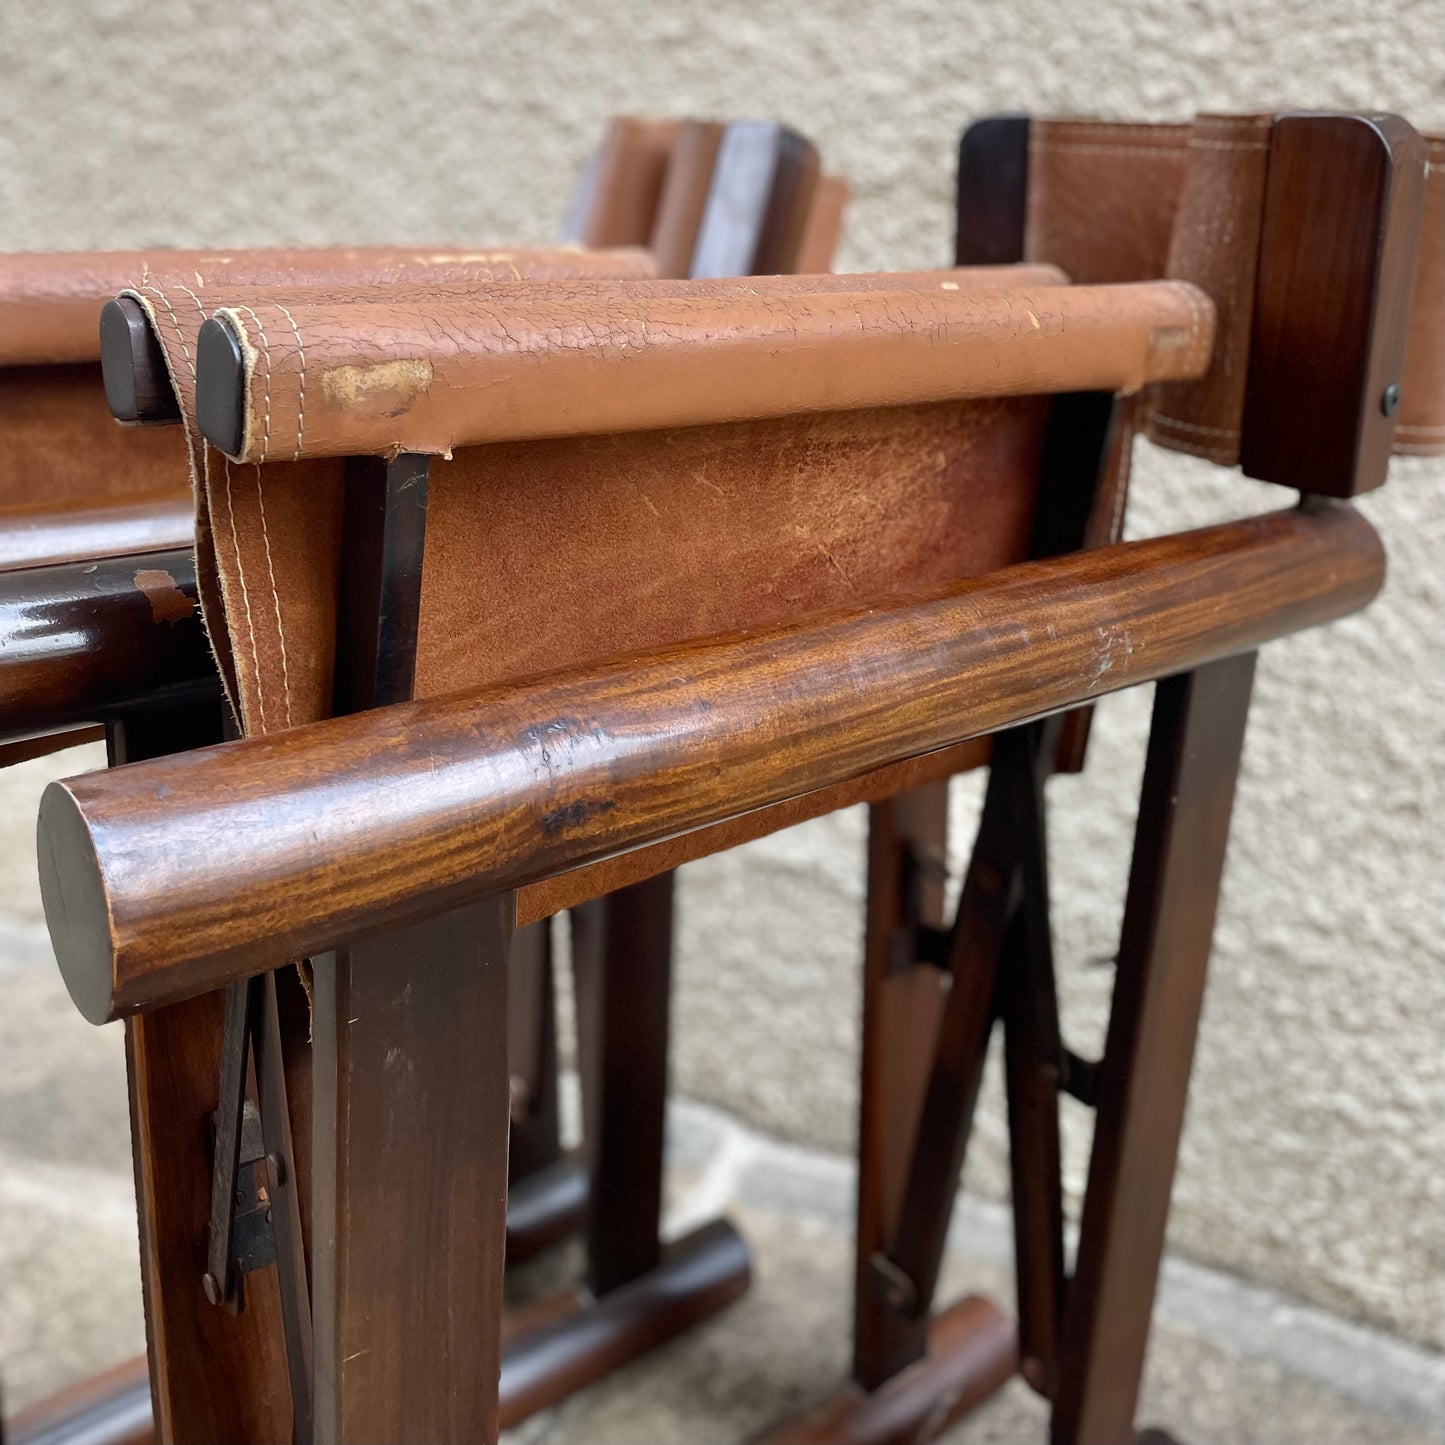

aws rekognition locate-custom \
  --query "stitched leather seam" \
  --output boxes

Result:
[1151,414,1239,438]
[172,288,263,734]
[1149,427,1235,462]
[140,284,195,381]
[1164,280,1210,377]
[1395,423,1445,435]
[230,305,293,729]
[220,454,269,733]
[1030,142,1188,159]
[272,301,306,458]
[1394,441,1445,455]
[252,462,294,728]
[1187,139,1269,151]
[236,306,274,464]
[1037,122,1191,140]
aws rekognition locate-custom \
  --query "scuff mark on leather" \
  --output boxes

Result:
[133,568,193,624]
[321,358,434,415]
[539,797,616,838]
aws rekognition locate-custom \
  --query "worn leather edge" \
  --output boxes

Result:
[211,278,1212,462]
[0,245,657,367]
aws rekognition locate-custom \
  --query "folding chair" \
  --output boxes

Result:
[2,115,849,1443]
[31,110,1436,1444]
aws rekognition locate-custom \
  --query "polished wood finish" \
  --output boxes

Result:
[1052,654,1258,1444]
[506,919,564,1183]
[0,496,192,574]
[765,1295,1018,1445]
[1240,114,1426,496]
[98,297,180,425]
[0,548,214,745]
[303,452,512,1443]
[40,502,1383,1023]
[997,725,1066,1397]
[571,871,674,1296]
[497,1219,749,1427]
[310,899,513,1444]
[505,1155,590,1262]
[6,1356,153,1445]
[854,783,951,1386]
[955,115,1029,266]
[690,121,819,276]
[104,703,295,1445]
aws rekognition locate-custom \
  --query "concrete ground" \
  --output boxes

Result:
[3,905,1442,1443]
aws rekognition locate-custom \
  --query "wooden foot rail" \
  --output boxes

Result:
[5,1357,153,1445]
[762,1295,1018,1444]
[39,499,1381,1023]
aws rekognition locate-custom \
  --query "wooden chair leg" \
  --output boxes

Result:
[853,784,952,1386]
[507,920,562,1181]
[310,898,514,1445]
[504,920,589,1263]
[571,870,674,1296]
[1052,655,1258,1445]
[108,704,295,1445]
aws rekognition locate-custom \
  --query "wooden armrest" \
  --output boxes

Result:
[189,276,1210,462]
[41,500,1380,1024]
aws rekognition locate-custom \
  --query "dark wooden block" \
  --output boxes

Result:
[1241,113,1426,497]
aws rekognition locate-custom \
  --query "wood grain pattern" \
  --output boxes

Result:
[1052,655,1257,1445]
[0,547,215,744]
[41,502,1382,1023]
[1240,114,1426,496]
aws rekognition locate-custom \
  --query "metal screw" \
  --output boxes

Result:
[1381,383,1402,418]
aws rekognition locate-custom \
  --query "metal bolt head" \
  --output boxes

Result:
[1381,383,1402,418]
[202,1271,223,1306]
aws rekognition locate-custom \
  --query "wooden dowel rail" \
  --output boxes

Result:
[41,500,1382,1025]
[0,546,215,745]
[0,495,193,574]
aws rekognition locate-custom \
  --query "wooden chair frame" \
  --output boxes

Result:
[18,111,1428,1445]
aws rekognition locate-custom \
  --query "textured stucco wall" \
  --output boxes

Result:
[0,0,1440,1350]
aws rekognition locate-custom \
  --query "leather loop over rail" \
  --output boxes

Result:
[1021,113,1444,459]
[202,277,1213,462]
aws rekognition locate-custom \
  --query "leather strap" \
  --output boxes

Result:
[1023,114,1443,459]
[199,275,1210,462]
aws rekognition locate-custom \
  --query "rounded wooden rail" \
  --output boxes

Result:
[0,495,193,573]
[41,501,1382,1024]
[0,546,215,745]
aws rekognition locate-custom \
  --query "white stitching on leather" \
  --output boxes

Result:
[221,456,268,732]
[1187,138,1269,151]
[1395,424,1445,435]
[252,462,293,728]
[140,285,195,381]
[272,301,306,458]
[1149,425,1235,462]
[1030,142,1187,158]
[1150,414,1239,438]
[236,305,274,464]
